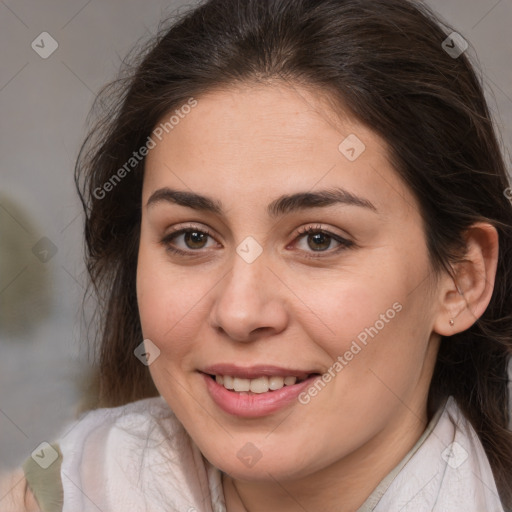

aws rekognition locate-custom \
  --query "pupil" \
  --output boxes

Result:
[308,232,330,251]
[185,231,206,248]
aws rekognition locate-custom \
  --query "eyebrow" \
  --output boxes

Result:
[146,186,377,217]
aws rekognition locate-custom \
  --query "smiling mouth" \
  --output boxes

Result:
[204,373,320,394]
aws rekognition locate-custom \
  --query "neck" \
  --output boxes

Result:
[223,408,429,512]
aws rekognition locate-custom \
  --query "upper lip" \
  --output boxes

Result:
[201,364,318,380]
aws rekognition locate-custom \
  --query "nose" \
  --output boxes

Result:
[208,250,289,342]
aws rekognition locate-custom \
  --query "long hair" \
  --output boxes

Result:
[75,0,512,506]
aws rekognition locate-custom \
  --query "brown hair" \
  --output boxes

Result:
[75,0,512,506]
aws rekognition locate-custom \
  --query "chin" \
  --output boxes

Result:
[203,447,311,482]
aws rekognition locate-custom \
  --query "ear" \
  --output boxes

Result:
[433,222,499,336]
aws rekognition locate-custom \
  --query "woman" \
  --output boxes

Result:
[2,0,511,510]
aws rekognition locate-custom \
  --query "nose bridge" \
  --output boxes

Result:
[209,245,287,341]
[228,250,264,300]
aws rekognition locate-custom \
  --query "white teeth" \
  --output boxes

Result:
[269,376,284,390]
[233,378,250,392]
[284,376,297,386]
[223,375,234,390]
[215,374,301,393]
[249,377,269,394]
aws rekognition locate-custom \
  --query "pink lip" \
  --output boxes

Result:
[201,372,320,418]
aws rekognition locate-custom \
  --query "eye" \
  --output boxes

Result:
[293,224,354,256]
[160,223,354,258]
[160,225,218,255]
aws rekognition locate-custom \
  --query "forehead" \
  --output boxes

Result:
[147,83,372,164]
[142,82,416,219]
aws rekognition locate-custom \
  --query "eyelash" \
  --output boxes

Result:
[292,225,354,258]
[160,223,354,259]
[160,225,217,257]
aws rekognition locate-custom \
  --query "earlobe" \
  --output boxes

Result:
[433,222,499,337]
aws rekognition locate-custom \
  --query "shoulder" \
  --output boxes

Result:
[373,396,505,512]
[2,397,194,512]
[58,395,190,478]
[56,396,215,511]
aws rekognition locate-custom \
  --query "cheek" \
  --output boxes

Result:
[136,244,213,413]
[136,242,214,362]
[291,262,404,355]
[298,250,434,393]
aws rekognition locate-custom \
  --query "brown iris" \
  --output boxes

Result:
[184,230,208,249]
[307,232,331,251]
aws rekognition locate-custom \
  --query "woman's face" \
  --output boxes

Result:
[137,82,443,481]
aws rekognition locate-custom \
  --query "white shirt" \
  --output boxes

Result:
[25,395,507,512]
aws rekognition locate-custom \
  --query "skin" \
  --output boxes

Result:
[136,82,498,512]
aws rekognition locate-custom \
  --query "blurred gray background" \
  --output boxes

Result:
[1,0,511,471]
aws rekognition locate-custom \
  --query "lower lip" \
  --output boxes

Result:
[201,373,319,418]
